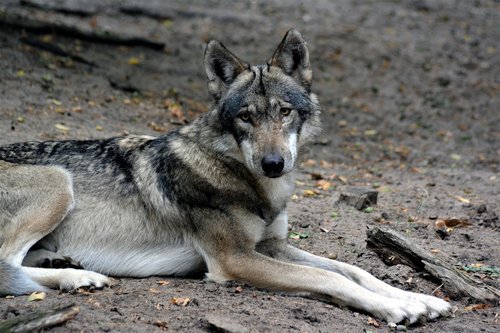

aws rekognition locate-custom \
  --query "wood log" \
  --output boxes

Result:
[0,304,79,333]
[366,227,500,303]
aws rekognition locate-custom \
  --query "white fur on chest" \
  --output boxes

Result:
[259,173,295,206]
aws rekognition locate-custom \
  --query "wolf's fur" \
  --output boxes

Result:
[0,30,450,324]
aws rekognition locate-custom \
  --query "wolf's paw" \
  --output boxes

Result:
[58,269,111,291]
[377,300,429,325]
[39,256,83,270]
[410,293,452,320]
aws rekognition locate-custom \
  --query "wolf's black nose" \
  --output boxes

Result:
[261,153,285,177]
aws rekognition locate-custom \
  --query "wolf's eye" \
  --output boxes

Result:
[239,111,251,122]
[280,108,292,116]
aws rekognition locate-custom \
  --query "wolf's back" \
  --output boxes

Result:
[0,260,45,295]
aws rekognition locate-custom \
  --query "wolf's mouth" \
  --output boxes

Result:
[264,170,284,178]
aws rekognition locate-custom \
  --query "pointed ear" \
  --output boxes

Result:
[269,29,312,90]
[204,40,248,100]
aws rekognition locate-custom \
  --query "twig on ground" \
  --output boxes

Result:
[0,303,80,333]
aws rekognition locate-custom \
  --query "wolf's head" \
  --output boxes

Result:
[204,29,321,178]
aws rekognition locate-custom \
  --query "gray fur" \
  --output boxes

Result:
[0,30,450,324]
[0,260,46,294]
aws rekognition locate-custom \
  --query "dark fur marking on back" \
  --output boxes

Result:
[258,67,267,96]
[0,139,138,195]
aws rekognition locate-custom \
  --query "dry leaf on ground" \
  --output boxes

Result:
[27,291,46,302]
[435,218,472,229]
[464,304,490,311]
[170,297,190,306]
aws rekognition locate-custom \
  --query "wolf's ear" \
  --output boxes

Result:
[204,41,248,100]
[269,29,312,90]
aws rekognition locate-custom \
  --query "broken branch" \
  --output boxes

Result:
[366,227,500,303]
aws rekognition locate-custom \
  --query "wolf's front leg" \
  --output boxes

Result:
[257,238,451,320]
[205,249,432,324]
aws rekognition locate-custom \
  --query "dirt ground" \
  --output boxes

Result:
[0,0,499,332]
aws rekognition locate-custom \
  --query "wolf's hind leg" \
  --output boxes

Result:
[0,162,108,294]
[23,249,83,269]
[21,266,110,291]
[0,162,74,266]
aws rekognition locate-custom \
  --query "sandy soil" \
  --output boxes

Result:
[0,0,499,332]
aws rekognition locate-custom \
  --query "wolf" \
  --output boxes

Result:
[0,29,451,324]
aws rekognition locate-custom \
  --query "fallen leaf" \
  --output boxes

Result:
[163,99,186,123]
[27,291,46,302]
[234,286,243,293]
[338,176,348,183]
[301,159,317,167]
[319,160,333,168]
[95,125,103,131]
[51,99,62,106]
[148,122,166,132]
[315,180,332,191]
[435,218,471,229]
[170,297,190,307]
[459,264,500,276]
[364,207,374,213]
[54,123,70,132]
[128,57,141,65]
[157,280,170,286]
[162,19,173,28]
[364,129,377,136]
[367,317,380,328]
[148,288,161,294]
[303,189,319,197]
[89,16,98,28]
[453,195,470,204]
[16,69,25,77]
[288,231,308,240]
[464,304,490,311]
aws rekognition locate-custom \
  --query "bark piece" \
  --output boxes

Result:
[366,227,500,303]
[0,304,79,333]
[337,186,378,210]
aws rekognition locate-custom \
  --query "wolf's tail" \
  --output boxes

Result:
[0,260,45,295]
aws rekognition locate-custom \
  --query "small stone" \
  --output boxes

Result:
[206,314,249,333]
[476,204,487,214]
[327,253,337,260]
[337,186,378,210]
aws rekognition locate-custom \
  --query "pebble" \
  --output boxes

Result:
[337,186,378,210]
